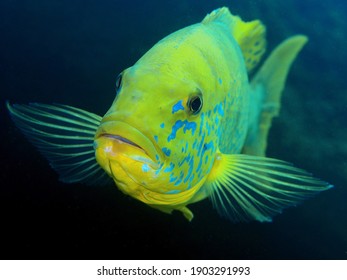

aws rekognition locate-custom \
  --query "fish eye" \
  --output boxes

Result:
[188,94,203,115]
[115,73,122,93]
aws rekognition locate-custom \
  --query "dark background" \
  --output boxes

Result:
[1,0,346,259]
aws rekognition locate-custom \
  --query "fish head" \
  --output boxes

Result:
[94,59,223,205]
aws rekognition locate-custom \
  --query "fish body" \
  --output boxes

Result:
[95,11,248,213]
[7,7,332,222]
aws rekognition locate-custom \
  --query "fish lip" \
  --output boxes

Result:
[95,120,161,164]
[99,133,143,150]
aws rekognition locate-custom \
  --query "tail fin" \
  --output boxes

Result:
[243,35,308,156]
[6,102,112,186]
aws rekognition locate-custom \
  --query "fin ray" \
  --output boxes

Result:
[7,101,112,186]
[206,154,332,222]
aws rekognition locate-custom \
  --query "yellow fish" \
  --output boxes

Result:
[7,7,332,222]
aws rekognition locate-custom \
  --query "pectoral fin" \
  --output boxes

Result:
[6,101,112,186]
[205,153,332,222]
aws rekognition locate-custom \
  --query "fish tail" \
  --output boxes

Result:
[243,35,308,156]
[6,101,112,186]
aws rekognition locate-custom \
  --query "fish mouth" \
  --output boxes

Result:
[99,134,143,149]
[95,120,160,165]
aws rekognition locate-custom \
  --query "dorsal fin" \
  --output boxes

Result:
[202,7,266,72]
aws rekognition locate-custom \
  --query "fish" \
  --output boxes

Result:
[7,7,332,222]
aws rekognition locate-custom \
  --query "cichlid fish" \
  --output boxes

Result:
[7,7,332,222]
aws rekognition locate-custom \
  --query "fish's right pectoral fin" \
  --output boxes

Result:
[6,101,112,186]
[205,153,333,222]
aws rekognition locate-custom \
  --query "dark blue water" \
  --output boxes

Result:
[1,0,346,259]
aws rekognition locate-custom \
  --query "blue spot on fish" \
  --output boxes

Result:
[192,139,197,149]
[160,123,165,128]
[217,103,224,116]
[213,102,224,117]
[166,189,180,194]
[183,121,197,135]
[184,156,194,183]
[162,147,171,156]
[167,120,197,142]
[154,135,158,143]
[218,78,222,85]
[174,171,184,186]
[169,173,178,183]
[196,141,214,174]
[199,112,205,136]
[187,174,195,190]
[197,133,206,157]
[142,164,150,172]
[172,100,185,114]
[164,162,174,173]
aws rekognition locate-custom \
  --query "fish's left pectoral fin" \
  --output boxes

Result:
[205,153,333,223]
[6,101,113,186]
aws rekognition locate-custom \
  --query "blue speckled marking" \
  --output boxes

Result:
[169,173,178,183]
[160,122,165,128]
[155,162,164,175]
[167,120,184,142]
[174,171,184,186]
[164,162,174,173]
[184,156,194,183]
[142,163,150,172]
[167,120,197,142]
[155,154,159,161]
[192,139,197,149]
[162,147,171,156]
[166,189,181,194]
[213,102,224,117]
[172,100,185,114]
[178,153,190,167]
[183,121,197,134]
[196,140,214,173]
[199,112,205,136]
[154,135,158,143]
[217,103,224,116]
[204,141,214,150]
[197,133,206,157]
[206,121,211,136]
[187,173,195,190]
[218,78,222,85]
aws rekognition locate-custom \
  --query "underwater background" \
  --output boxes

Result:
[1,0,346,259]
